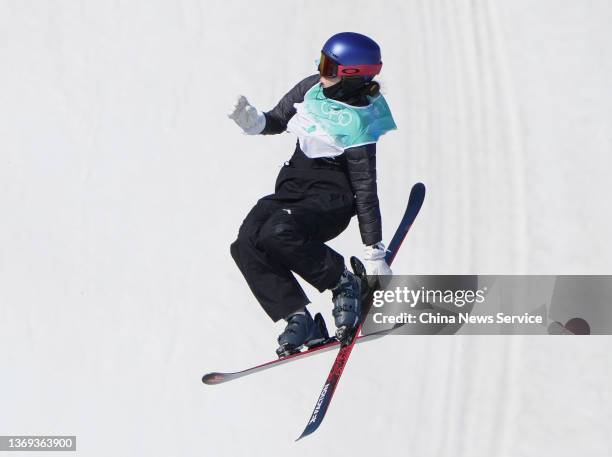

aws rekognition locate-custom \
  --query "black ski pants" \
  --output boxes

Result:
[230,193,355,322]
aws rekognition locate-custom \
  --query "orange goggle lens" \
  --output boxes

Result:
[318,53,339,77]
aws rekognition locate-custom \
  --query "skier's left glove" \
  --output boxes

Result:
[363,242,393,277]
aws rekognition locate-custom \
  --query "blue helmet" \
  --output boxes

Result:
[320,32,382,77]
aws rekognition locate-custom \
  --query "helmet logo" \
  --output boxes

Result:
[341,68,360,74]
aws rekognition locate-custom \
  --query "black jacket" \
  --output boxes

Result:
[261,75,382,246]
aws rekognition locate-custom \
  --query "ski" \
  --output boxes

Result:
[201,322,405,386]
[296,182,426,440]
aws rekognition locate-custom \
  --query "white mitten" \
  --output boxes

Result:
[228,95,266,135]
[363,242,393,276]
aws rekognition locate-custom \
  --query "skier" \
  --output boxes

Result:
[228,32,397,357]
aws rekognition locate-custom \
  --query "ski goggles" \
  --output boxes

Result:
[317,52,382,78]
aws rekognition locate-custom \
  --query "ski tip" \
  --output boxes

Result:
[413,182,426,192]
[296,412,326,441]
[202,372,225,385]
[410,182,426,201]
[349,256,366,278]
[295,429,313,442]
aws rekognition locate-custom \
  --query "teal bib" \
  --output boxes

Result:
[287,84,397,158]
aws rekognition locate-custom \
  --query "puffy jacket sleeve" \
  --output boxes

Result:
[345,143,382,246]
[261,74,320,135]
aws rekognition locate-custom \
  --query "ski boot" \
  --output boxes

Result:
[331,268,362,344]
[276,309,329,358]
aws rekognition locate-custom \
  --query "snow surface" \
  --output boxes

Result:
[1,1,612,456]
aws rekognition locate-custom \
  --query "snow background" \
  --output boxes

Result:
[1,0,611,455]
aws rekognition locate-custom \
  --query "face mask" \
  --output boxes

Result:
[322,77,369,104]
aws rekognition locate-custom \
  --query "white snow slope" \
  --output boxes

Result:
[1,1,611,456]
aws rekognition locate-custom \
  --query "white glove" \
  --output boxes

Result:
[363,242,393,276]
[228,95,266,135]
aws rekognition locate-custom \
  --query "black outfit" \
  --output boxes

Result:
[230,75,383,322]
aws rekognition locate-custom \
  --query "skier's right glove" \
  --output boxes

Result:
[363,242,393,278]
[228,95,266,135]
